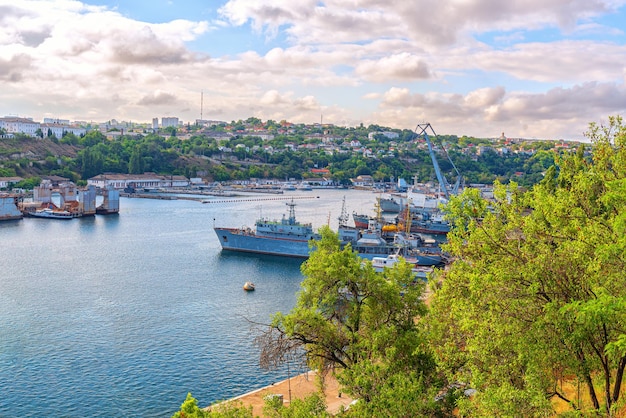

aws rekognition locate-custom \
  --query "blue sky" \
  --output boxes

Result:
[1,0,626,139]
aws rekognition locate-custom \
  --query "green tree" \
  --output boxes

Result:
[171,393,252,418]
[257,227,447,415]
[263,392,329,418]
[129,146,143,174]
[15,176,41,190]
[429,116,626,416]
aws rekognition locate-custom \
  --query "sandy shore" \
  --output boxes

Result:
[209,371,354,417]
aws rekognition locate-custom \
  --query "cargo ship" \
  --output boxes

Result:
[0,193,23,221]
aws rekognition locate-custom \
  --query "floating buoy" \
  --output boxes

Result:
[243,281,255,291]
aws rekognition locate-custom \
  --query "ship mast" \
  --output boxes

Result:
[286,199,296,225]
[338,196,349,227]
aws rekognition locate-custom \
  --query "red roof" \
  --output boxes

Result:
[311,168,330,174]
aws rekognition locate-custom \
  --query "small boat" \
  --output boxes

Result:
[371,254,433,280]
[243,281,255,291]
[30,207,74,219]
[297,182,312,191]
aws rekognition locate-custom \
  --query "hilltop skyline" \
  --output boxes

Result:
[2,0,626,140]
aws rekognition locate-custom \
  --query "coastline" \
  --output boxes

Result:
[208,370,354,416]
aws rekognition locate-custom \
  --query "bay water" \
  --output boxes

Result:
[0,189,378,417]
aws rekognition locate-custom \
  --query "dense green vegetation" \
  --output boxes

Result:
[1,121,568,189]
[430,115,626,416]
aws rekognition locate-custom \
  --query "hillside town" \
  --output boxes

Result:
[0,114,582,195]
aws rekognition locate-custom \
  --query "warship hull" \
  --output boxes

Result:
[214,227,313,258]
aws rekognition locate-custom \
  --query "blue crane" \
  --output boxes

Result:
[415,123,463,199]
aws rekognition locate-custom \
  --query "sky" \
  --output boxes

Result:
[1,0,626,140]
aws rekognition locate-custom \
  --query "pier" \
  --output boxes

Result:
[203,195,319,204]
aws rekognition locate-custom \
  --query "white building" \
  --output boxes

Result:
[43,118,70,125]
[152,118,159,130]
[0,117,40,137]
[161,117,179,128]
[87,173,190,190]
[40,123,86,138]
[0,177,23,189]
[368,131,400,140]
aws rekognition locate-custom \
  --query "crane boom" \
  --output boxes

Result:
[415,123,462,199]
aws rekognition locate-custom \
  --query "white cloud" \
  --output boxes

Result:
[374,82,626,139]
[355,53,433,82]
[0,0,625,140]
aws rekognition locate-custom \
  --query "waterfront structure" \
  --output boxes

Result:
[96,185,120,214]
[0,193,23,220]
[88,173,190,190]
[28,180,97,217]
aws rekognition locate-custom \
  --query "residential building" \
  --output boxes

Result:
[0,177,23,189]
[0,117,40,137]
[162,117,179,128]
[40,123,86,138]
[368,131,399,140]
[43,118,70,125]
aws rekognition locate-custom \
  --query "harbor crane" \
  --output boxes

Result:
[415,123,463,199]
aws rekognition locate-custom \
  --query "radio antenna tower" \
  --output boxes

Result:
[200,90,204,122]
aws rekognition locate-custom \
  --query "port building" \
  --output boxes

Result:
[87,173,190,190]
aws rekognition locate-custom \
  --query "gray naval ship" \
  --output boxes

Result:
[213,200,318,258]
[213,199,444,266]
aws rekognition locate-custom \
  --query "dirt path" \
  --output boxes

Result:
[210,371,353,417]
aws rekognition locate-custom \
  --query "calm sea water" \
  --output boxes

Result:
[0,189,378,417]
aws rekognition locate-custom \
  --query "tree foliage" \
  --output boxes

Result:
[263,392,329,418]
[429,115,626,416]
[256,226,450,416]
[171,393,252,418]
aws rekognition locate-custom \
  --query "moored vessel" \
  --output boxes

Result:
[213,200,319,258]
[371,254,433,280]
[30,207,74,219]
[214,197,445,266]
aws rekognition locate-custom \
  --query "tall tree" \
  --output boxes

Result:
[429,116,626,416]
[128,146,143,174]
[256,227,448,415]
